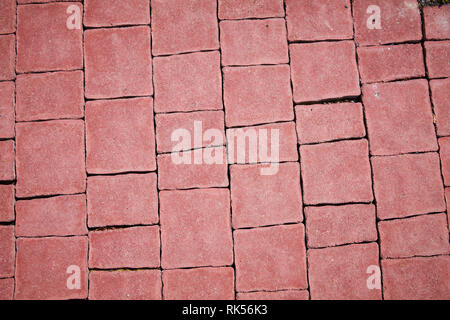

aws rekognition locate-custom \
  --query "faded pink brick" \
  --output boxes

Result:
[16,120,85,198]
[363,80,437,156]
[234,224,307,292]
[357,44,425,84]
[220,19,288,66]
[89,226,160,269]
[0,81,14,138]
[160,189,233,269]
[305,204,377,248]
[382,256,450,300]
[0,225,14,278]
[0,0,15,34]
[230,162,302,229]
[163,267,234,300]
[16,71,84,122]
[89,270,162,300]
[17,3,82,73]
[353,0,422,46]
[18,0,73,2]
[16,194,87,237]
[157,147,228,190]
[0,34,14,80]
[84,26,152,99]
[151,0,218,55]
[290,41,360,103]
[237,290,309,300]
[0,185,14,222]
[286,0,353,41]
[87,173,158,228]
[86,97,156,174]
[300,140,373,205]
[218,0,284,19]
[84,0,150,27]
[0,140,14,181]
[295,103,365,144]
[431,78,450,136]
[155,111,225,153]
[15,236,88,300]
[425,41,450,79]
[424,5,450,40]
[154,51,222,113]
[223,65,293,127]
[379,213,449,259]
[0,278,14,300]
[308,243,381,300]
[446,189,450,227]
[227,121,298,164]
[372,153,446,220]
[439,137,450,186]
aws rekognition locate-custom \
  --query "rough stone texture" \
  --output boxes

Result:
[0,81,14,138]
[237,290,309,300]
[0,0,15,34]
[0,185,14,222]
[424,5,450,40]
[431,78,450,137]
[0,225,14,278]
[0,278,14,300]
[0,140,14,181]
[425,41,450,78]
[0,34,14,80]
[84,0,150,27]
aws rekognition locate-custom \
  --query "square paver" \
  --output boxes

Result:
[382,256,450,300]
[0,278,14,300]
[234,224,307,292]
[424,5,450,40]
[379,213,449,259]
[89,270,161,300]
[431,78,450,137]
[372,153,446,220]
[218,0,284,20]
[230,162,302,229]
[220,19,288,66]
[16,120,85,198]
[237,290,309,300]
[353,0,422,46]
[84,26,152,99]
[0,140,14,181]
[0,225,14,278]
[285,0,353,41]
[439,137,450,186]
[151,0,218,55]
[154,51,222,113]
[16,194,87,237]
[0,81,14,138]
[160,189,233,269]
[363,79,437,156]
[357,44,425,84]
[300,140,373,205]
[0,34,14,80]
[0,185,14,222]
[305,204,377,248]
[89,226,160,269]
[87,173,158,228]
[17,3,83,73]
[16,71,84,122]
[308,243,381,300]
[223,65,293,127]
[295,103,365,144]
[15,236,88,300]
[290,41,360,103]
[0,0,15,34]
[425,41,450,79]
[163,267,234,300]
[85,97,156,174]
[84,0,150,27]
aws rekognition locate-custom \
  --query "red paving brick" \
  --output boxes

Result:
[0,225,14,278]
[372,153,446,220]
[223,65,293,127]
[160,189,233,269]
[163,267,234,300]
[220,19,288,66]
[0,0,15,34]
[16,71,84,122]
[424,5,450,40]
[0,278,14,300]
[0,140,15,181]
[357,44,425,84]
[363,80,437,156]
[431,78,450,136]
[382,256,450,300]
[84,0,150,27]
[87,174,158,228]
[290,41,360,103]
[0,34,15,80]
[300,140,373,205]
[89,270,161,300]
[285,0,353,41]
[153,51,222,113]
[425,41,450,79]
[237,290,309,300]
[439,137,450,186]
[308,243,381,300]
[218,0,284,20]
[0,81,14,139]
[295,103,365,144]
[446,189,450,227]
[16,120,85,197]
[16,194,87,237]
[234,224,307,292]
[0,185,14,222]
[15,236,88,300]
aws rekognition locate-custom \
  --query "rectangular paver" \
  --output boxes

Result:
[431,78,450,137]
[0,81,14,138]
[0,34,14,80]
[0,0,15,34]
[424,5,450,40]
[0,185,14,222]
[84,0,150,27]
[218,0,284,20]
[0,225,14,278]
[237,290,309,300]
[425,41,450,79]
[0,278,14,300]
[0,140,15,181]
[439,137,450,186]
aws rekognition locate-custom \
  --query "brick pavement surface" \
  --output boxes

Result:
[0,0,449,300]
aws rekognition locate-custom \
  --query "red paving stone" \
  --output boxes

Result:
[84,0,150,27]
[0,140,15,181]
[0,278,14,300]
[163,267,234,300]
[439,137,450,186]
[423,5,450,40]
[0,81,14,139]
[446,188,450,227]
[218,0,284,20]
[425,40,450,79]
[431,78,450,136]
[0,226,14,278]
[0,0,15,34]
[0,34,15,80]
[237,290,309,300]
[0,185,14,222]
